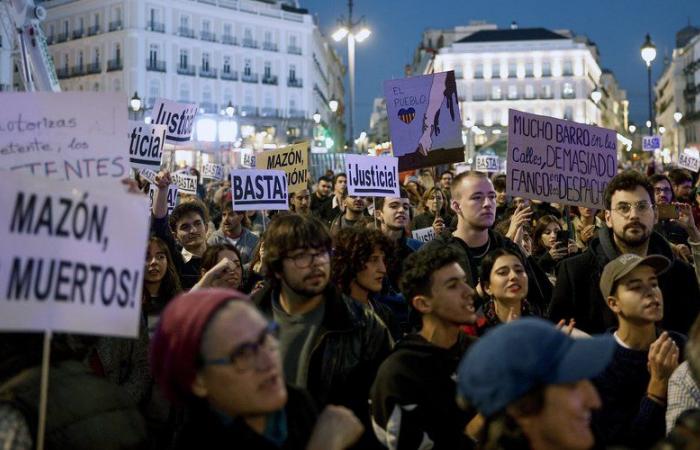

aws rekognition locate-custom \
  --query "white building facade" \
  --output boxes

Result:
[39,0,345,152]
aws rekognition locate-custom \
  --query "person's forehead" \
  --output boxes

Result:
[177,212,204,225]
[654,180,671,189]
[461,177,495,194]
[442,173,452,179]
[384,197,410,206]
[611,186,651,203]
[492,254,523,269]
[432,262,465,285]
[618,264,657,284]
[218,249,239,261]
[295,190,310,197]
[208,303,265,353]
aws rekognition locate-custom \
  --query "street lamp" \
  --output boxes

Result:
[640,34,657,136]
[130,91,142,112]
[628,124,637,134]
[333,0,371,152]
[329,97,339,113]
[674,110,683,124]
[591,87,602,105]
[674,110,684,161]
[313,110,321,124]
[225,101,235,118]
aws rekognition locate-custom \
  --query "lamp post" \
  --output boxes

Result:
[640,34,657,136]
[674,110,683,161]
[130,91,142,120]
[463,117,474,164]
[225,100,235,118]
[333,0,370,152]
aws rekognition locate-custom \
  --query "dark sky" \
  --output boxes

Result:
[302,0,700,136]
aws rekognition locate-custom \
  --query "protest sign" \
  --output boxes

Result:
[230,169,288,211]
[256,142,309,193]
[171,171,197,195]
[202,163,224,181]
[384,71,464,171]
[150,98,198,144]
[642,135,662,152]
[139,168,158,184]
[412,227,436,243]
[128,121,166,171]
[345,155,400,197]
[0,92,128,181]
[476,155,500,172]
[149,184,178,215]
[507,109,617,209]
[0,172,149,337]
[679,148,700,173]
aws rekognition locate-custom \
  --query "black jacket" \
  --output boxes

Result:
[549,226,700,335]
[370,333,477,450]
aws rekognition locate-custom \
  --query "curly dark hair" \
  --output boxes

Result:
[168,198,210,232]
[331,227,394,294]
[603,170,654,210]
[400,243,465,310]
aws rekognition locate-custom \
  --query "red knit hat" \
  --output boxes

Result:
[150,288,250,404]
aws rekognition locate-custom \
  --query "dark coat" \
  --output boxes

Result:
[549,226,700,335]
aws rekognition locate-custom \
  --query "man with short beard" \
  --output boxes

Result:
[318,173,347,223]
[291,188,312,216]
[310,175,333,214]
[550,170,700,335]
[329,192,369,234]
[208,191,260,265]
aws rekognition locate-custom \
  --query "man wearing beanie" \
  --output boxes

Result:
[457,318,615,450]
[150,288,363,449]
[591,253,683,448]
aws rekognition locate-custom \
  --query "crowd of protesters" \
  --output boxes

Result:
[5,163,700,450]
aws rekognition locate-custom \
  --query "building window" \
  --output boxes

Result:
[149,44,158,65]
[289,64,296,80]
[474,64,483,79]
[78,50,83,67]
[63,54,69,70]
[562,82,574,98]
[525,62,534,77]
[507,85,518,100]
[508,62,517,78]
[264,61,271,78]
[149,80,160,103]
[115,7,122,22]
[224,24,232,36]
[244,90,253,107]
[203,20,210,32]
[290,35,297,47]
[94,13,100,27]
[564,106,574,120]
[94,47,100,64]
[223,56,231,74]
[525,85,534,99]
[264,31,272,44]
[202,53,210,71]
[63,21,69,35]
[179,49,188,68]
[179,84,190,102]
[244,59,252,76]
[180,15,189,28]
[491,86,502,100]
[244,29,253,40]
[542,61,551,77]
[542,84,552,99]
[492,62,500,79]
[562,60,573,76]
[115,44,121,62]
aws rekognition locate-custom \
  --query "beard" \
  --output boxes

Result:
[283,272,329,298]
[614,222,651,248]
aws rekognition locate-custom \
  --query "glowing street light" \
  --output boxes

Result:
[590,88,602,105]
[225,101,235,118]
[313,110,321,124]
[130,92,142,112]
[674,110,683,123]
[329,98,339,113]
[628,124,637,134]
[641,34,657,136]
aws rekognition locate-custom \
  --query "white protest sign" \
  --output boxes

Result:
[0,172,149,337]
[128,121,166,171]
[507,109,617,209]
[679,148,700,173]
[454,162,471,175]
[475,155,500,172]
[139,168,158,184]
[150,98,198,144]
[230,169,288,211]
[412,227,436,243]
[0,92,128,181]
[642,135,662,152]
[202,163,224,181]
[345,155,400,197]
[240,148,256,168]
[256,142,309,194]
[149,184,178,215]
[171,172,197,196]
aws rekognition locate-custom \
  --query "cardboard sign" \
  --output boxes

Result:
[679,148,700,173]
[202,163,224,181]
[507,109,617,209]
[128,121,166,171]
[150,98,198,144]
[230,169,289,211]
[412,226,436,243]
[0,172,149,337]
[345,155,400,197]
[171,172,197,196]
[149,184,178,215]
[384,71,464,171]
[476,155,499,172]
[139,168,158,184]
[256,142,309,194]
[642,135,662,152]
[0,92,128,181]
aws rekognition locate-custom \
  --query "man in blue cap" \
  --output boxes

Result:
[457,318,615,450]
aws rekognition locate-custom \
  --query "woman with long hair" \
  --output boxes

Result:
[143,236,183,337]
[412,186,450,234]
[531,215,577,283]
[194,243,244,292]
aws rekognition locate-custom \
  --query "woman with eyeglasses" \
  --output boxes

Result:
[150,289,364,450]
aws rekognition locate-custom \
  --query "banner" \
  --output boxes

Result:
[150,98,198,144]
[128,121,166,171]
[149,184,178,215]
[0,92,128,181]
[0,172,149,337]
[230,169,288,211]
[345,155,400,197]
[202,163,224,181]
[384,71,464,171]
[475,155,499,172]
[412,227,436,243]
[171,172,197,195]
[679,148,700,173]
[256,142,309,193]
[507,109,617,209]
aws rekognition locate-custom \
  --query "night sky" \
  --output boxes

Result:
[302,0,700,135]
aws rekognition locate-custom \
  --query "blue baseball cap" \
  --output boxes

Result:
[457,318,615,418]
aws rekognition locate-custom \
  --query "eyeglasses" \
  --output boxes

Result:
[203,322,280,372]
[611,201,653,217]
[285,249,330,268]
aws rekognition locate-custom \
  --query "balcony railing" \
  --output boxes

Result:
[199,102,218,114]
[260,107,280,117]
[262,75,278,85]
[148,22,165,33]
[109,20,123,32]
[288,45,302,55]
[147,60,167,72]
[199,67,218,79]
[472,95,487,101]
[262,42,278,52]
[87,25,100,36]
[107,59,123,71]
[220,70,238,81]
[241,73,258,83]
[46,35,54,44]
[85,62,101,74]
[287,78,303,88]
[242,38,258,48]
[201,31,217,42]
[562,70,574,76]
[178,27,195,38]
[542,71,552,78]
[56,67,70,79]
[72,29,84,39]
[222,35,238,45]
[562,92,576,99]
[56,32,68,43]
[70,65,84,77]
[239,106,257,116]
[177,65,196,76]
[540,92,554,99]
[474,73,484,79]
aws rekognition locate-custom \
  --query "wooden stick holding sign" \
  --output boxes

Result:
[37,330,52,450]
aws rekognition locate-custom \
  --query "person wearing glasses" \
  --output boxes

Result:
[649,174,690,255]
[150,288,364,449]
[550,170,700,335]
[252,214,393,449]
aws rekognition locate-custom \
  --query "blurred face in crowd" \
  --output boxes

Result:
[210,249,243,290]
[175,212,208,251]
[221,207,246,238]
[292,189,311,216]
[517,381,601,450]
[440,172,453,190]
[540,222,562,250]
[495,189,507,207]
[193,302,287,418]
[653,179,673,205]
[317,180,332,198]
[353,247,387,295]
[451,175,496,231]
[277,246,331,298]
[606,264,663,325]
[604,187,656,249]
[145,241,168,284]
[345,195,367,214]
[378,197,411,231]
[674,180,693,202]
[578,207,597,219]
[334,176,347,197]
[418,262,476,326]
[426,189,445,215]
[484,254,529,303]
[513,197,531,209]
